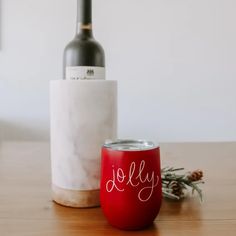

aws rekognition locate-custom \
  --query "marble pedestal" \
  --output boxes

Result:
[50,80,117,208]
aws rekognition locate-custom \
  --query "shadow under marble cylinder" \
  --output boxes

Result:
[50,80,117,208]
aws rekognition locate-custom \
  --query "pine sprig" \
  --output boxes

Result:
[161,167,204,201]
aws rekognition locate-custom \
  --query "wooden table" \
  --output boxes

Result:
[0,142,236,236]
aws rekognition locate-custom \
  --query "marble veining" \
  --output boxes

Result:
[50,81,117,190]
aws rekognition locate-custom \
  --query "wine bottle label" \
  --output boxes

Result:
[66,66,105,80]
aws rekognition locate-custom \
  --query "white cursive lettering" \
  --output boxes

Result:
[106,166,124,192]
[105,161,159,202]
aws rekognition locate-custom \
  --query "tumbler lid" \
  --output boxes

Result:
[103,139,159,151]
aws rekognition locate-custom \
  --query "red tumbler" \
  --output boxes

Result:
[100,140,162,230]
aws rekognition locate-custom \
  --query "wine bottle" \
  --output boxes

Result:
[63,0,105,80]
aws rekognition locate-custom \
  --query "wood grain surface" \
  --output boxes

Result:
[0,142,236,236]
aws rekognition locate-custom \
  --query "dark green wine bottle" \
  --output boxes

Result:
[63,0,105,80]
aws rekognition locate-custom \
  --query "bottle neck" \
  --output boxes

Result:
[76,0,93,38]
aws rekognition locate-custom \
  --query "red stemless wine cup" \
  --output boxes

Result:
[100,140,162,230]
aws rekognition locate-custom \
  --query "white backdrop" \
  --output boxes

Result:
[0,0,236,142]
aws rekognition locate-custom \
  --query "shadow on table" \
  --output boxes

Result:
[51,202,160,235]
[160,196,203,220]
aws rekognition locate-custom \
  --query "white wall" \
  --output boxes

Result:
[0,0,236,142]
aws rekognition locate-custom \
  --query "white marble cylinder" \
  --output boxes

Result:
[50,80,117,208]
